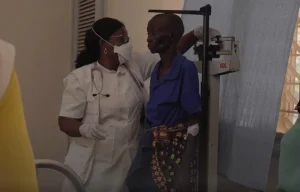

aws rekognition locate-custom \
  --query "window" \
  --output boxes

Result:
[76,0,96,54]
[277,11,300,133]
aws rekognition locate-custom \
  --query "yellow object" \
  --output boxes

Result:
[0,70,38,192]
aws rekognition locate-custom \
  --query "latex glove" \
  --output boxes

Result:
[79,123,108,140]
[187,124,199,136]
[193,26,221,40]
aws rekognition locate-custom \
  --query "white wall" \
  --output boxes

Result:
[106,0,184,52]
[0,0,73,191]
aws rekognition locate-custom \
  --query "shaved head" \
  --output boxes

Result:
[150,13,184,40]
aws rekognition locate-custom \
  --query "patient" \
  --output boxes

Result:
[146,13,201,192]
[145,13,201,192]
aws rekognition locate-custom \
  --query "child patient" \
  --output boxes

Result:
[145,13,201,192]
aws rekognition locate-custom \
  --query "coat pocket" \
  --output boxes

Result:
[64,140,94,183]
[94,133,115,163]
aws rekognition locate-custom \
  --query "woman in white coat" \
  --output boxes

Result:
[58,17,220,192]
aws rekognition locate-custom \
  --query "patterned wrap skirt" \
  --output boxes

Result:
[151,123,197,192]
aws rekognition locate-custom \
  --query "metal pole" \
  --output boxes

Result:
[199,4,211,192]
[149,9,204,15]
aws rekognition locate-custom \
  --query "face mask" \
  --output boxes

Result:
[114,39,133,64]
[92,28,132,64]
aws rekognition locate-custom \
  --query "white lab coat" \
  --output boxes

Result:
[143,78,151,104]
[60,52,160,192]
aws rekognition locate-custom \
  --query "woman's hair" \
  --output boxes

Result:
[75,17,124,68]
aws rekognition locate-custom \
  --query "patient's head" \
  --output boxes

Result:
[147,13,184,54]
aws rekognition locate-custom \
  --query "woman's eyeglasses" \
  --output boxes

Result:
[111,35,129,44]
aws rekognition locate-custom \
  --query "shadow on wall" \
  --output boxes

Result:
[106,0,184,52]
[0,0,73,191]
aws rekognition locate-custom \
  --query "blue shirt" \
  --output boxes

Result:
[146,55,201,128]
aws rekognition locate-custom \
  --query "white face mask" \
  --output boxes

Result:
[113,39,133,64]
[92,28,132,64]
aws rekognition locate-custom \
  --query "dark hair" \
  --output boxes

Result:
[75,17,124,68]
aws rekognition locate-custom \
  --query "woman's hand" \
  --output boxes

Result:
[177,28,221,55]
[79,123,108,140]
[59,117,108,139]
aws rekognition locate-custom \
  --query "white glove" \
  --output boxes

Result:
[187,124,199,136]
[193,26,221,40]
[79,123,108,140]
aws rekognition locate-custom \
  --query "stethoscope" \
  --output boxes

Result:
[91,61,145,102]
[91,61,146,128]
[91,62,110,98]
[90,62,109,125]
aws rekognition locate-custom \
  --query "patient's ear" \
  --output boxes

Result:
[170,33,181,43]
[170,34,175,41]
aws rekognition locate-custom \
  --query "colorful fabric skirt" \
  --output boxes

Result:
[151,124,197,192]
